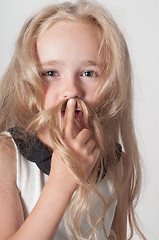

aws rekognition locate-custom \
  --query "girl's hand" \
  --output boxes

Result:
[49,99,100,191]
[64,98,100,178]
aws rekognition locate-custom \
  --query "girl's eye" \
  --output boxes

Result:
[42,71,59,77]
[81,71,98,77]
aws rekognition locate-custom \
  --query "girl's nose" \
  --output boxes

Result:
[62,80,82,99]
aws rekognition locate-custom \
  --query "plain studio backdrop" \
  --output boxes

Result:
[0,0,158,239]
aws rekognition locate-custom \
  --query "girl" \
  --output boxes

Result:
[0,0,146,239]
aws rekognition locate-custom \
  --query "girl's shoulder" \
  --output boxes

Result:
[0,134,17,188]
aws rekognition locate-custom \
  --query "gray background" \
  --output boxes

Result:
[0,0,159,239]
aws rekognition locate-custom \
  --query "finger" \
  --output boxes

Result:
[86,139,96,154]
[64,98,76,139]
[92,147,100,162]
[87,148,100,176]
[75,128,91,146]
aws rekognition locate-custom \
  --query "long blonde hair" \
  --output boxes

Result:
[0,0,145,239]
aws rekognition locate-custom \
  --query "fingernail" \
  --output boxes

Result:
[68,98,75,105]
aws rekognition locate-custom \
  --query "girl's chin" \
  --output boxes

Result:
[72,122,83,138]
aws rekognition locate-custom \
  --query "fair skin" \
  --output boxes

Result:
[37,20,103,147]
[0,20,105,239]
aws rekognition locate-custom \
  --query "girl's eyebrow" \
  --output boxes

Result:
[81,60,103,68]
[40,60,103,68]
[40,60,63,67]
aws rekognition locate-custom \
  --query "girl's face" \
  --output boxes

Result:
[37,20,103,110]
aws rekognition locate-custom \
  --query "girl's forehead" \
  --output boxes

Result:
[37,20,104,66]
[38,19,102,43]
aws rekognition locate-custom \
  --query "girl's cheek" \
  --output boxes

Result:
[42,90,51,110]
[42,82,49,95]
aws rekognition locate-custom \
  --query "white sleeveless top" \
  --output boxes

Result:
[9,133,119,239]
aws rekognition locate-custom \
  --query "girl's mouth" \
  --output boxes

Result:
[61,109,83,118]
[74,109,83,118]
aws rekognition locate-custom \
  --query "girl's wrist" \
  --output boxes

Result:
[47,173,77,197]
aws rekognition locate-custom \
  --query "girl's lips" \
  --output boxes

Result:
[74,109,83,118]
[61,109,83,118]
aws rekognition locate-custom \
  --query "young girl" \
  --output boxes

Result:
[0,0,146,239]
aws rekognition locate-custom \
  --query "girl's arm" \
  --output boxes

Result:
[0,99,100,240]
[0,138,24,239]
[0,142,75,240]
